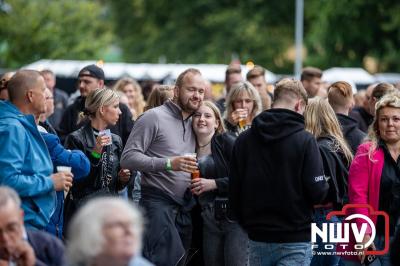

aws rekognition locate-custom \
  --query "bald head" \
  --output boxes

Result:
[7,70,43,103]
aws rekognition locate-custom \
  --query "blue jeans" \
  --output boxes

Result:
[249,240,312,266]
[311,207,341,266]
[341,235,394,266]
[201,205,248,266]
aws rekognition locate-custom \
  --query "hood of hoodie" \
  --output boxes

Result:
[252,108,305,143]
[336,114,360,135]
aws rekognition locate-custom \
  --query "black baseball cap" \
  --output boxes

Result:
[78,64,105,80]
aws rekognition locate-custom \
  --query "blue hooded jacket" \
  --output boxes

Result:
[0,101,56,229]
[41,131,90,238]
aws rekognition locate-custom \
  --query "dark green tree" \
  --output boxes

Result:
[305,0,400,72]
[0,0,113,68]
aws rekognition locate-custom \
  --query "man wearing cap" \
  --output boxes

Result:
[59,64,134,145]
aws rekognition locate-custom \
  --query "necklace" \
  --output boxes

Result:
[198,141,211,148]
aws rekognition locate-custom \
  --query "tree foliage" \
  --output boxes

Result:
[0,0,112,68]
[109,0,296,72]
[2,0,400,73]
[304,0,400,72]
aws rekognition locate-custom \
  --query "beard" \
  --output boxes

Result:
[178,97,201,113]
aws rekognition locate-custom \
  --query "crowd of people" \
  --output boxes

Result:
[0,63,399,266]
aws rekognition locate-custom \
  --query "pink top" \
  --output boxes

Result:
[339,141,384,260]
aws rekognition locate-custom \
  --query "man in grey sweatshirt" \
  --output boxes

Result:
[121,68,205,266]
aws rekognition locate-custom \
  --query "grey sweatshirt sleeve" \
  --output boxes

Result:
[120,111,167,172]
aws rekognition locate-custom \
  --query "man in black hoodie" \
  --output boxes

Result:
[229,78,329,266]
[328,81,366,154]
[58,64,133,145]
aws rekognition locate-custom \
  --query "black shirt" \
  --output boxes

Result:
[377,142,400,236]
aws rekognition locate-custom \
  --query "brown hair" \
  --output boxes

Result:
[225,66,242,83]
[327,81,353,109]
[274,78,308,105]
[301,67,322,81]
[246,65,265,80]
[144,85,174,111]
[372,82,395,100]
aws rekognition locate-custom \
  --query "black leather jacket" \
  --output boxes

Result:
[64,122,124,201]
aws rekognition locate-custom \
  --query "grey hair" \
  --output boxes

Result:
[0,186,21,208]
[224,81,262,121]
[66,197,144,266]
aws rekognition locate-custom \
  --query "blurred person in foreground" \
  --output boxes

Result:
[246,65,272,110]
[229,78,329,266]
[120,68,205,266]
[0,186,65,266]
[66,197,152,266]
[0,70,72,230]
[341,91,400,265]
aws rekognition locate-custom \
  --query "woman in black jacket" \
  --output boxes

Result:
[64,88,132,232]
[305,97,354,266]
[191,101,248,266]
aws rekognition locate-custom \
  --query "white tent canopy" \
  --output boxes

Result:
[23,59,278,83]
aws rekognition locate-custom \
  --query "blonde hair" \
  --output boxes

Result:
[273,78,308,106]
[305,97,353,164]
[368,91,400,159]
[79,88,120,123]
[113,77,145,119]
[224,81,262,121]
[201,101,226,134]
[144,85,174,111]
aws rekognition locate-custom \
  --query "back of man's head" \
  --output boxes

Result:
[300,67,322,82]
[273,78,308,110]
[327,81,353,114]
[7,70,41,103]
[246,66,265,81]
[372,82,395,101]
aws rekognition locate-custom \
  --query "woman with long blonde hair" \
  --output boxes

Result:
[304,97,353,266]
[340,91,400,265]
[113,77,146,119]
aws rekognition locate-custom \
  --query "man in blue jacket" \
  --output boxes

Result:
[0,70,73,230]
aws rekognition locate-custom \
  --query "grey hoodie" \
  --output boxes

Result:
[121,100,196,198]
